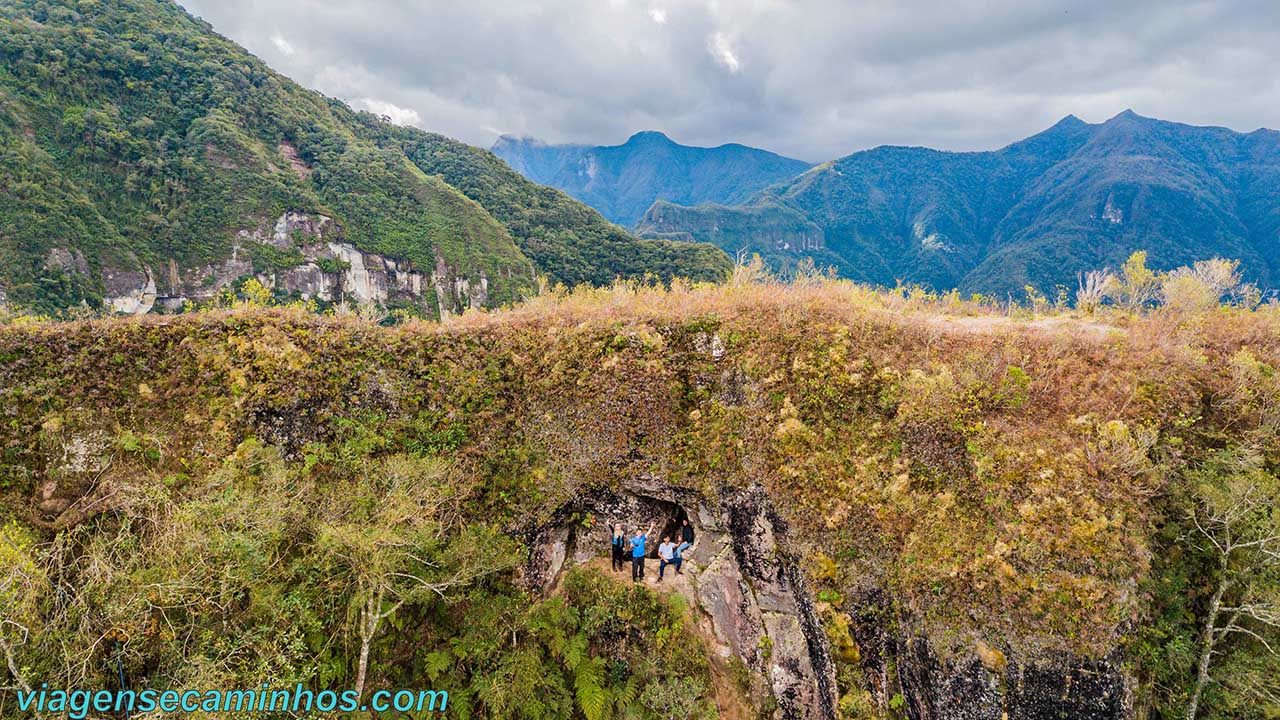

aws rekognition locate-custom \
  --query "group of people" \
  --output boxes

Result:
[610,518,695,583]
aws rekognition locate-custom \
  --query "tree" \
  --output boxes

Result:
[317,454,518,698]
[1107,251,1161,311]
[1160,258,1243,313]
[1185,450,1280,719]
[1076,269,1113,315]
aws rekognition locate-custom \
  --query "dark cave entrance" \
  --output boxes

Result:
[560,489,694,562]
[652,505,689,551]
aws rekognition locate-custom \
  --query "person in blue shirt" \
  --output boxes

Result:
[629,522,655,582]
[610,523,626,572]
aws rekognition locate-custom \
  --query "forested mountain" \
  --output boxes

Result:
[639,112,1280,297]
[367,124,732,289]
[0,0,729,316]
[492,131,813,227]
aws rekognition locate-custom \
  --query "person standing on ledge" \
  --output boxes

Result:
[610,523,627,572]
[630,522,655,582]
[680,518,695,545]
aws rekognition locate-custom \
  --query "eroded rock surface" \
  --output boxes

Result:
[99,210,489,317]
[847,589,1130,720]
[527,478,838,720]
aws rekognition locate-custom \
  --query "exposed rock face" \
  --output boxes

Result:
[847,590,1130,720]
[250,210,336,249]
[32,410,113,524]
[269,240,427,306]
[277,141,313,180]
[101,211,489,318]
[104,262,157,314]
[433,263,489,320]
[44,248,90,275]
[530,477,1133,720]
[527,477,838,720]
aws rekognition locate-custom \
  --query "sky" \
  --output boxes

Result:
[179,0,1280,162]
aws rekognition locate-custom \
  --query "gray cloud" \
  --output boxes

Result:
[179,0,1280,162]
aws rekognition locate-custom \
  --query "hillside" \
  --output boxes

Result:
[365,123,733,289]
[0,0,729,317]
[638,112,1280,296]
[493,131,813,227]
[3,279,1278,719]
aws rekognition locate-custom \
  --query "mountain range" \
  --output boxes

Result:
[637,112,1280,296]
[0,0,729,316]
[496,114,1280,298]
[5,0,1279,314]
[492,131,812,227]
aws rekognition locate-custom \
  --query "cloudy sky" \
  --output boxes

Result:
[180,0,1280,162]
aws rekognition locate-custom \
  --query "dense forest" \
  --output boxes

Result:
[0,0,729,316]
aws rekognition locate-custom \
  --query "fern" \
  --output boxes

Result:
[423,649,451,681]
[563,632,588,671]
[575,656,610,720]
[612,675,640,711]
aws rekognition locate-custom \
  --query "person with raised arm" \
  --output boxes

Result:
[629,522,655,582]
[610,523,627,572]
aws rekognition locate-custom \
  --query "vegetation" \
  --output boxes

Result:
[1,254,1278,717]
[355,118,732,289]
[0,0,728,317]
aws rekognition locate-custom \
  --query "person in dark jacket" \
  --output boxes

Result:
[680,518,695,544]
[610,523,626,572]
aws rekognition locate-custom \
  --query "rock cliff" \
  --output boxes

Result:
[528,477,839,719]
[90,211,493,317]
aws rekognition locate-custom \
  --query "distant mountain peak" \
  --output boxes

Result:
[493,131,812,226]
[638,111,1280,301]
[1107,108,1147,123]
[625,130,676,145]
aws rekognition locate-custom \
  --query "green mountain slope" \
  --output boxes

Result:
[492,130,813,227]
[0,0,729,315]
[639,112,1280,296]
[359,121,732,288]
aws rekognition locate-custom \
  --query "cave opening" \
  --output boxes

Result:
[653,505,689,550]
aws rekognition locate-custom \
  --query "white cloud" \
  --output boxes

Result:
[355,98,423,127]
[269,32,295,56]
[648,7,667,24]
[181,0,1280,161]
[708,32,740,73]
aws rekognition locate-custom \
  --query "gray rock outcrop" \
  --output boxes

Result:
[99,210,490,318]
[526,478,838,720]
